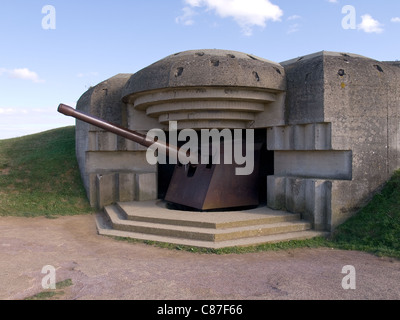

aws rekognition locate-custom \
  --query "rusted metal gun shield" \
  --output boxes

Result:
[165,143,263,211]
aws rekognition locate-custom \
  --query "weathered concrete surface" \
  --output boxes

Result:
[272,51,400,230]
[122,50,287,130]
[323,53,400,227]
[1,215,399,300]
[122,49,286,99]
[76,73,131,206]
[274,150,352,180]
[76,73,132,187]
[75,74,158,208]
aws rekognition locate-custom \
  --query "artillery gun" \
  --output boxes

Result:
[58,104,262,211]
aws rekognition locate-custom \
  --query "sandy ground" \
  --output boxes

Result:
[0,214,399,300]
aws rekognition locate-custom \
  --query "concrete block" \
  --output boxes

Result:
[96,132,118,151]
[254,92,286,128]
[285,178,306,213]
[96,173,117,209]
[267,175,286,210]
[89,171,158,209]
[267,126,293,150]
[305,180,332,231]
[88,173,98,207]
[268,122,332,151]
[282,126,293,150]
[135,172,157,201]
[86,131,119,152]
[85,151,156,173]
[88,132,97,151]
[304,124,315,150]
[293,125,305,150]
[315,123,332,150]
[118,173,136,202]
[274,150,352,180]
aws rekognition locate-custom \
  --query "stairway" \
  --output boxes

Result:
[95,201,327,249]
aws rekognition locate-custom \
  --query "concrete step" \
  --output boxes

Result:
[96,212,327,249]
[95,201,326,249]
[105,204,312,242]
[116,201,302,229]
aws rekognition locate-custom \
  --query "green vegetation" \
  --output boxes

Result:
[0,127,95,217]
[24,279,73,300]
[112,235,329,255]
[329,170,400,258]
[1,127,399,259]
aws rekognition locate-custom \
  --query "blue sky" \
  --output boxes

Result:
[0,0,399,139]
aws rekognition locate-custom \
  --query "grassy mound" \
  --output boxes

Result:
[330,171,400,258]
[0,127,95,217]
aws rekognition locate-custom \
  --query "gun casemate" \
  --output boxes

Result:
[58,103,263,211]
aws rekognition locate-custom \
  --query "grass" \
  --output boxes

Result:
[0,126,95,217]
[112,235,330,255]
[1,127,399,259]
[24,279,73,300]
[329,170,400,259]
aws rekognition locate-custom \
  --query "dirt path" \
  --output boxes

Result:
[0,214,399,300]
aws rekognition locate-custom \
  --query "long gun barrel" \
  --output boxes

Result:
[58,103,261,211]
[57,104,193,162]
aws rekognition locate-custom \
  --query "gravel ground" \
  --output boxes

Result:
[1,214,399,300]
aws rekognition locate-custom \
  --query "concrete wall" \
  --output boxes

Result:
[323,52,400,227]
[76,73,157,208]
[266,52,400,231]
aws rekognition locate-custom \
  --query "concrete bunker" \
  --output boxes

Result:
[72,49,400,239]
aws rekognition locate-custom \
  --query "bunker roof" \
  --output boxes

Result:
[122,49,286,103]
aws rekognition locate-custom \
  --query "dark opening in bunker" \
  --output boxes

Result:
[157,129,274,212]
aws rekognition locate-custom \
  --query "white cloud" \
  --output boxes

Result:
[175,7,197,26]
[286,15,301,34]
[179,0,283,36]
[0,68,44,83]
[358,14,384,34]
[327,0,338,3]
[0,108,19,115]
[391,17,400,23]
